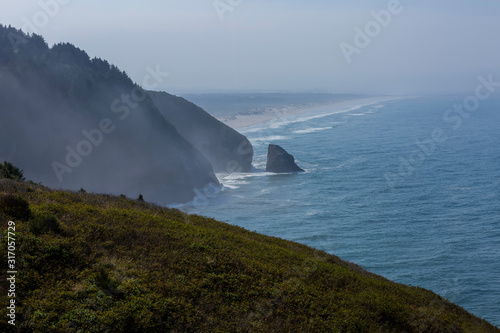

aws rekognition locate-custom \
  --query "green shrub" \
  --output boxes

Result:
[29,214,62,235]
[0,161,25,181]
[95,265,123,298]
[0,194,32,221]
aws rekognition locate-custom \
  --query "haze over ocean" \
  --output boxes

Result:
[183,95,500,326]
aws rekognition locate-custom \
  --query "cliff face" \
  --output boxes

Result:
[0,26,218,203]
[149,91,253,173]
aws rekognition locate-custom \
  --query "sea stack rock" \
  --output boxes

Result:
[266,144,305,173]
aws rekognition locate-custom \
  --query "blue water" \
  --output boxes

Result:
[184,96,500,326]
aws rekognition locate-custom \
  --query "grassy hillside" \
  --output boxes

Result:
[0,179,498,332]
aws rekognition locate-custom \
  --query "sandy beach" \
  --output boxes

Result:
[218,96,400,129]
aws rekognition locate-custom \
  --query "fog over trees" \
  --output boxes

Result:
[0,25,252,203]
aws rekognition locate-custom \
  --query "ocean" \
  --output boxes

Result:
[181,95,500,326]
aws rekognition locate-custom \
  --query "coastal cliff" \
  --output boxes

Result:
[148,91,253,173]
[0,25,224,204]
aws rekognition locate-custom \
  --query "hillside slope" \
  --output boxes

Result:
[0,25,218,204]
[0,179,498,332]
[149,91,253,173]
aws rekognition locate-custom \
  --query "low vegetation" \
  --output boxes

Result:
[0,179,498,332]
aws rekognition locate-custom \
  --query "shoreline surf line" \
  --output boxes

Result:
[219,96,404,129]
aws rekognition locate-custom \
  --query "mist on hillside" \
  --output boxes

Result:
[0,26,219,203]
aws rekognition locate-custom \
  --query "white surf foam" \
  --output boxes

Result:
[238,97,403,135]
[240,104,363,133]
[250,135,289,143]
[293,127,333,134]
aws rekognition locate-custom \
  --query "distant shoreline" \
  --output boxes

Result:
[218,96,401,129]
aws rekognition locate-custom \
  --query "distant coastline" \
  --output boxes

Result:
[217,96,401,129]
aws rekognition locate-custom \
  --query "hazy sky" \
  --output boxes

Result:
[1,0,500,95]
